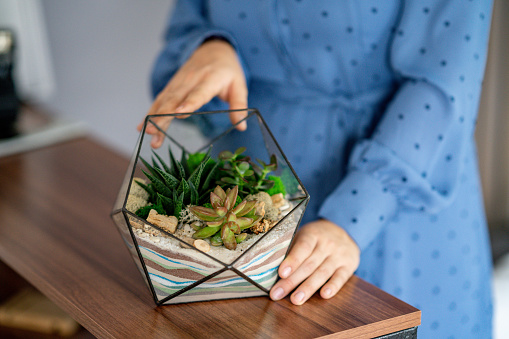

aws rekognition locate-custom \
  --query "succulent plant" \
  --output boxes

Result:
[135,147,219,220]
[189,185,262,250]
[217,147,279,197]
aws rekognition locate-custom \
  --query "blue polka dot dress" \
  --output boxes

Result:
[151,1,494,337]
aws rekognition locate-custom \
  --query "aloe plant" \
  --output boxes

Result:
[189,185,262,250]
[135,147,219,220]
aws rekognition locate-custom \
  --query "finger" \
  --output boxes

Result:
[278,234,318,279]
[289,256,338,305]
[271,245,326,301]
[226,78,248,131]
[320,266,354,300]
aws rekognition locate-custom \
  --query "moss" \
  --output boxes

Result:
[135,203,165,219]
[266,175,287,197]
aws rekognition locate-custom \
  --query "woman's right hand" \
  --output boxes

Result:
[137,39,248,148]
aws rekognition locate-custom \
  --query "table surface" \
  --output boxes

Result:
[0,136,421,339]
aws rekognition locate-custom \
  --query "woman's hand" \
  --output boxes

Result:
[138,39,248,148]
[270,219,360,305]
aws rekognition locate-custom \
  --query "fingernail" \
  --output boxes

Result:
[238,121,247,130]
[175,104,185,112]
[323,288,332,298]
[294,291,305,304]
[281,267,291,278]
[272,287,284,300]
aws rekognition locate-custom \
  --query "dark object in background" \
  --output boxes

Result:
[0,29,19,139]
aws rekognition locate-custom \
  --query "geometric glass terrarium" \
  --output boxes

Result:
[111,109,309,305]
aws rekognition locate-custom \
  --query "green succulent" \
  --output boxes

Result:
[135,147,219,220]
[217,147,279,197]
[189,185,262,250]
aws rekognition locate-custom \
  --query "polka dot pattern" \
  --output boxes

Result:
[151,1,494,338]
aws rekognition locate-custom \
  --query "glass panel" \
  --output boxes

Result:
[111,211,150,288]
[232,198,309,291]
[112,109,310,305]
[130,216,225,303]
[161,269,266,305]
[112,132,144,212]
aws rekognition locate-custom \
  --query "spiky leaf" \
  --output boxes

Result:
[142,170,173,197]
[157,193,174,216]
[140,157,162,181]
[152,150,171,174]
[180,149,190,178]
[154,167,179,189]
[134,180,157,201]
[202,160,220,191]
[174,191,184,219]
[188,181,199,205]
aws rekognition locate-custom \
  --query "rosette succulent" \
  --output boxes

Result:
[189,185,262,250]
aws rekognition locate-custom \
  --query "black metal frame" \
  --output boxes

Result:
[111,109,310,306]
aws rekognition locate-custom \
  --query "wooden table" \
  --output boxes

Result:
[0,136,420,338]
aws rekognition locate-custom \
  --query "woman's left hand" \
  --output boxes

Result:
[270,219,360,305]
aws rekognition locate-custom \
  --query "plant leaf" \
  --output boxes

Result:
[221,224,237,250]
[173,191,184,219]
[210,233,223,246]
[180,149,190,178]
[218,150,234,160]
[168,146,179,178]
[134,180,156,201]
[189,206,220,221]
[157,193,174,216]
[140,157,162,181]
[154,167,179,189]
[152,150,171,174]
[237,161,250,175]
[142,169,173,197]
[236,233,248,243]
[202,160,220,191]
[193,225,221,239]
[234,147,246,156]
[188,180,199,205]
[225,186,238,210]
[213,186,226,201]
[177,178,190,198]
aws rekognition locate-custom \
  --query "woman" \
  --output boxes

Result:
[139,1,494,337]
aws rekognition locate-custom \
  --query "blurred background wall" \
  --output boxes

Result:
[476,0,509,260]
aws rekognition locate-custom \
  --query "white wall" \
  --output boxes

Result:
[39,0,181,156]
[0,0,55,102]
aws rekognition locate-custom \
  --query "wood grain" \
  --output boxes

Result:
[0,137,420,338]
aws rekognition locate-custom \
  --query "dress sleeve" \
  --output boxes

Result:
[150,0,250,100]
[318,0,493,251]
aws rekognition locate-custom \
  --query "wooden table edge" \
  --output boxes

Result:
[316,310,421,339]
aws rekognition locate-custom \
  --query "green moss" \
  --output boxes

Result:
[266,175,287,196]
[135,203,166,219]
